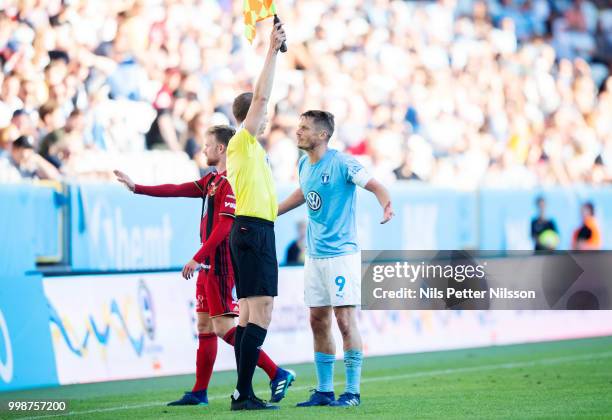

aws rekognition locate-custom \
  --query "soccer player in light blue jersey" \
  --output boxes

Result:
[278,110,394,407]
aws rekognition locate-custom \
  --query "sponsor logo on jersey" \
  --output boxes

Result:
[207,182,218,196]
[306,191,322,211]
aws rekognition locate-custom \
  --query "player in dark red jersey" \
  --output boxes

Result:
[114,125,293,407]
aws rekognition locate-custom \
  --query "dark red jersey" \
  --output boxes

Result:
[134,172,235,276]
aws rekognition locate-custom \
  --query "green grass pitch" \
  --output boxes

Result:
[2,336,612,419]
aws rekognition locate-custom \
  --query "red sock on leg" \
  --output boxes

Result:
[193,333,217,392]
[222,327,236,345]
[222,326,278,380]
[257,349,278,380]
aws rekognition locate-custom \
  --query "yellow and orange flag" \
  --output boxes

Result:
[244,0,276,43]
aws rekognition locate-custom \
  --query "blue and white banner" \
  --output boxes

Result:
[69,184,201,271]
[63,183,612,271]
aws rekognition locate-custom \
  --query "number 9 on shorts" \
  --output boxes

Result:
[304,253,361,307]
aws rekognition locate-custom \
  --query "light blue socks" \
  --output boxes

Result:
[315,350,363,394]
[344,349,363,394]
[314,352,335,392]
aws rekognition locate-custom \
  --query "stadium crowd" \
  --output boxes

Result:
[1,0,612,188]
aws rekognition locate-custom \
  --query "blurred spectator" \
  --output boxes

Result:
[267,125,300,183]
[145,68,186,152]
[531,195,559,250]
[8,135,61,181]
[184,111,209,174]
[393,146,421,181]
[0,126,20,181]
[0,0,611,187]
[0,126,17,159]
[285,220,306,266]
[107,51,146,102]
[38,102,68,167]
[11,109,35,137]
[572,201,602,250]
[182,110,229,176]
[553,0,598,60]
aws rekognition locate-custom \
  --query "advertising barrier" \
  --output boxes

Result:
[43,273,223,384]
[0,274,58,392]
[42,268,612,386]
[69,183,201,271]
[0,184,63,276]
[4,183,608,273]
[32,182,66,264]
[479,187,612,250]
[278,185,612,262]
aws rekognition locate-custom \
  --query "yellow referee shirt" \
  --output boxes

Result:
[227,128,277,222]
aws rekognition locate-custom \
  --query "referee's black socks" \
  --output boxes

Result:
[236,323,267,399]
[234,325,245,370]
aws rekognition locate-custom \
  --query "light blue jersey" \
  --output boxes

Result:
[298,149,371,258]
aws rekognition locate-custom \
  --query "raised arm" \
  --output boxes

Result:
[243,22,287,136]
[278,187,306,216]
[114,169,203,198]
[364,179,394,224]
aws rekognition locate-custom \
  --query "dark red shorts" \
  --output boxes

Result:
[195,269,239,317]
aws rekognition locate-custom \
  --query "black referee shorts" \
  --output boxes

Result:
[229,216,278,298]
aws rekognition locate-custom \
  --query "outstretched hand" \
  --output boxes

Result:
[113,170,135,192]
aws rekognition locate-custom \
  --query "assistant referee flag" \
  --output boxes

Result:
[244,0,276,43]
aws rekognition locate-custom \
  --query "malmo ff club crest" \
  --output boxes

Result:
[306,191,322,211]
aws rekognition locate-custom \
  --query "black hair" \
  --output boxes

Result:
[13,136,34,149]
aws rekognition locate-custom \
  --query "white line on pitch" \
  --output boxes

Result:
[18,350,612,420]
